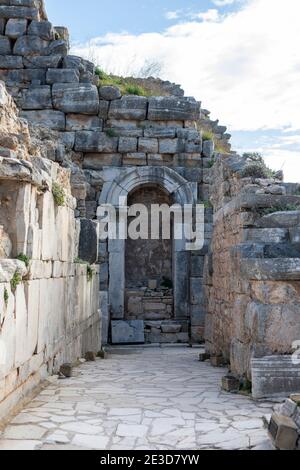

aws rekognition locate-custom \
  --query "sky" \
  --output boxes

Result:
[46,0,300,182]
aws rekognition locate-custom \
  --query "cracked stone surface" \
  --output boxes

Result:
[0,347,274,450]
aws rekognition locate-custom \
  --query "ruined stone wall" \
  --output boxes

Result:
[205,154,300,382]
[0,82,100,420]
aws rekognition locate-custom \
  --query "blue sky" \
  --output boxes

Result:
[47,0,239,42]
[46,0,300,182]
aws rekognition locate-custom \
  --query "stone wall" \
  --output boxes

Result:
[0,81,100,420]
[204,154,300,384]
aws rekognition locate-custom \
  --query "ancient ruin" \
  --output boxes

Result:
[0,0,300,446]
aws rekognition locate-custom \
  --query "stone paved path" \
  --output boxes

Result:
[0,347,274,450]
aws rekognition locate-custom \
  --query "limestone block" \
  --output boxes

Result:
[144,127,176,139]
[148,97,200,121]
[13,35,49,55]
[0,35,11,54]
[23,55,62,69]
[46,68,79,84]
[290,227,300,244]
[98,100,109,119]
[109,96,148,120]
[0,6,40,20]
[241,258,300,281]
[0,55,23,69]
[78,219,98,264]
[99,86,121,101]
[5,68,46,86]
[47,39,68,56]
[27,20,54,40]
[0,296,16,379]
[75,131,118,152]
[252,356,300,399]
[22,85,52,110]
[111,320,145,344]
[5,18,27,38]
[159,138,179,154]
[256,211,300,228]
[245,228,288,243]
[202,140,214,159]
[127,296,143,315]
[161,324,182,334]
[190,278,204,305]
[66,114,102,131]
[15,284,29,367]
[52,83,99,115]
[83,153,122,169]
[100,291,109,345]
[29,260,52,279]
[24,280,39,359]
[118,137,137,153]
[21,110,66,130]
[138,138,158,153]
[0,225,12,259]
[268,413,298,450]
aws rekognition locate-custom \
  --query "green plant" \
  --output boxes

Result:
[52,182,65,207]
[74,257,85,264]
[202,130,215,142]
[241,152,277,179]
[17,253,30,268]
[239,378,252,394]
[105,128,118,138]
[123,84,147,96]
[198,200,213,209]
[4,288,9,307]
[10,271,22,293]
[207,157,215,168]
[87,264,94,282]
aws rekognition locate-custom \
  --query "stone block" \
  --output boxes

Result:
[245,228,288,243]
[66,114,102,131]
[27,20,54,40]
[111,320,145,344]
[78,219,98,264]
[118,137,138,153]
[0,55,23,69]
[190,278,204,305]
[256,211,300,228]
[21,110,65,130]
[13,35,49,56]
[99,86,121,101]
[280,398,298,418]
[0,6,39,20]
[222,375,240,392]
[159,138,179,154]
[241,258,300,281]
[161,324,182,334]
[123,153,146,166]
[109,96,148,120]
[52,83,99,115]
[290,227,300,244]
[22,85,52,110]
[23,55,62,69]
[268,413,298,450]
[144,128,176,139]
[148,96,200,121]
[252,356,300,399]
[190,256,204,277]
[83,153,122,169]
[85,351,96,362]
[199,352,210,362]
[46,68,79,84]
[98,100,109,119]
[210,355,227,367]
[202,140,214,158]
[0,35,11,54]
[138,138,158,153]
[5,18,27,38]
[60,363,72,378]
[75,131,118,152]
[0,18,4,35]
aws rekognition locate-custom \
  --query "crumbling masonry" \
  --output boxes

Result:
[0,0,300,420]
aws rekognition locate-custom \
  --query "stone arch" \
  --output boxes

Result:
[98,167,197,333]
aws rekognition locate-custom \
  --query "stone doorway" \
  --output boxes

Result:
[125,186,177,342]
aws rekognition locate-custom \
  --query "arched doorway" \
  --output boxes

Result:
[125,185,174,331]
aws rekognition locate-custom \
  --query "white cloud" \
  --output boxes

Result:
[72,0,300,182]
[212,0,238,6]
[192,9,220,22]
[165,11,180,20]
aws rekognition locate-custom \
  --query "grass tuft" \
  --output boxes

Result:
[17,253,30,268]
[52,182,65,207]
